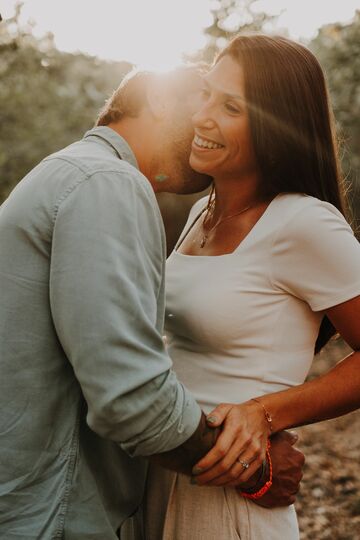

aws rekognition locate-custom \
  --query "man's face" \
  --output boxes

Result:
[152,71,212,195]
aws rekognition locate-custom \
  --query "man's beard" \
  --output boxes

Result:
[156,119,212,195]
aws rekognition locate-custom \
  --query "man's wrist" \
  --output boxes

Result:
[238,440,273,500]
[183,412,220,457]
[148,412,221,476]
[238,459,269,494]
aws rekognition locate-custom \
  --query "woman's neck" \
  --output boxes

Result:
[211,175,261,217]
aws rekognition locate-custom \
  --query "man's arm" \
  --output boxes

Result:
[149,412,219,475]
[50,168,206,460]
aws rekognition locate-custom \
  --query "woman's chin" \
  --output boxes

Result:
[189,155,213,177]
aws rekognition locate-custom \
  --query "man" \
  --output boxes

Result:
[0,66,304,539]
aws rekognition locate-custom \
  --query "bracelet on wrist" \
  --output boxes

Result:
[239,439,273,500]
[251,397,273,433]
[239,459,268,495]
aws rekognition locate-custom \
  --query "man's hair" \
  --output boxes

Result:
[96,64,208,127]
[96,70,154,125]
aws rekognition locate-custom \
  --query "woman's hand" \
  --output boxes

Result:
[191,400,271,486]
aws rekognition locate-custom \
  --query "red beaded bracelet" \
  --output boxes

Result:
[239,439,273,500]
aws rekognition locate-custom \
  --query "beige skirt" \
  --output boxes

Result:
[143,464,299,540]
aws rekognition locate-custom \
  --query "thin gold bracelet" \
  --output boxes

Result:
[251,398,273,432]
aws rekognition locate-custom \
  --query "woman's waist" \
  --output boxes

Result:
[168,346,313,412]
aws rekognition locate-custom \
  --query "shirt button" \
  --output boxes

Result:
[178,423,184,433]
[167,313,174,318]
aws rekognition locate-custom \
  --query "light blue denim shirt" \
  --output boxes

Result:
[0,127,201,539]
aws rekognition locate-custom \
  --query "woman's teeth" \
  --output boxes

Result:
[194,135,223,149]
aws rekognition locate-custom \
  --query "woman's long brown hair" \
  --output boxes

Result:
[217,35,346,353]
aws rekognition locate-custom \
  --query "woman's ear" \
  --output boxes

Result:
[146,77,169,120]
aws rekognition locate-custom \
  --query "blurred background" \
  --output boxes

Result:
[1,0,359,249]
[0,1,359,538]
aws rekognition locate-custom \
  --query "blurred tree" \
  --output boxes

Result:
[187,0,277,64]
[1,3,358,247]
[0,4,131,201]
[310,11,360,231]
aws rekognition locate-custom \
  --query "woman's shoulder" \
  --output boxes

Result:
[270,194,360,312]
[272,193,350,231]
[270,193,357,263]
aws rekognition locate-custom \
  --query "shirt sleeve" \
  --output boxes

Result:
[270,199,360,312]
[49,168,201,457]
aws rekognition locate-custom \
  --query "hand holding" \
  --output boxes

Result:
[191,400,271,486]
[250,431,305,508]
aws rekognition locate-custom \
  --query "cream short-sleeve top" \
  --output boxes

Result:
[164,193,360,413]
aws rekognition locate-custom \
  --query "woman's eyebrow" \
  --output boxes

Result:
[202,76,245,101]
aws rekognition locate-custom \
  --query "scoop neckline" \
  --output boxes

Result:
[173,193,282,259]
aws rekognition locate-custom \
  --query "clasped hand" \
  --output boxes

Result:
[191,400,305,508]
[192,400,271,487]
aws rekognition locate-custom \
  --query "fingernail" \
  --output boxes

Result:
[192,466,203,475]
[290,431,299,442]
[190,476,198,485]
[207,416,217,424]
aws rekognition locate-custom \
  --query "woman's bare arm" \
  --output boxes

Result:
[192,295,360,486]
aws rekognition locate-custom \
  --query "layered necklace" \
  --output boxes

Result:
[200,184,253,248]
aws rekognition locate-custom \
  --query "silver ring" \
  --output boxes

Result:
[237,459,250,470]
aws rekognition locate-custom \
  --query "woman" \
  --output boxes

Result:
[144,35,360,539]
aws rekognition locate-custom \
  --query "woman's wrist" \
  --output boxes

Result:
[250,397,274,434]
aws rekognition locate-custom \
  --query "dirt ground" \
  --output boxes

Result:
[294,339,360,539]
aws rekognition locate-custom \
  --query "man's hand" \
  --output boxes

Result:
[248,431,305,508]
[148,413,221,476]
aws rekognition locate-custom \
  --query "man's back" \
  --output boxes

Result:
[0,127,201,539]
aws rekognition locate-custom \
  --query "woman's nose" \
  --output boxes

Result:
[192,105,215,129]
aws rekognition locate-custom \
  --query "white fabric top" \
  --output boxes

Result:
[165,193,360,413]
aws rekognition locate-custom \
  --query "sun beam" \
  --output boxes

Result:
[1,0,359,69]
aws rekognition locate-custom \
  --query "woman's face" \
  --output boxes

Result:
[189,54,257,182]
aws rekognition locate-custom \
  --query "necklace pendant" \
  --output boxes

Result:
[200,236,207,248]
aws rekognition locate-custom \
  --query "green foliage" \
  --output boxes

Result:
[0,6,131,202]
[188,0,277,63]
[310,12,360,226]
[0,3,358,240]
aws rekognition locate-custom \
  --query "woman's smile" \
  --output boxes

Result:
[193,134,224,150]
[189,55,257,181]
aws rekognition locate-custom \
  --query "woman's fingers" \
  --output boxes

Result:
[192,400,270,486]
[218,448,265,486]
[193,404,238,474]
[194,429,264,485]
[195,443,265,486]
[206,403,233,427]
[207,456,262,487]
[192,430,240,477]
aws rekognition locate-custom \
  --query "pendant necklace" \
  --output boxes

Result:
[200,200,252,248]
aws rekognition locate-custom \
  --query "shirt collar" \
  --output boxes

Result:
[83,126,139,170]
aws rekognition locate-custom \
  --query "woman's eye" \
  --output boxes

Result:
[225,103,240,113]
